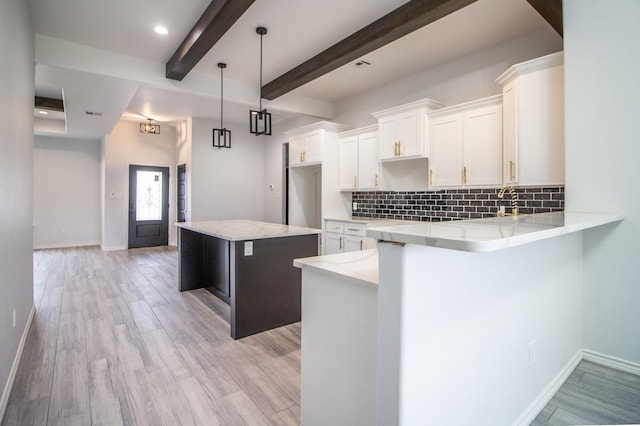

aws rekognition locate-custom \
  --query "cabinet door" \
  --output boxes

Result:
[339,136,358,190]
[397,110,424,158]
[358,132,379,190]
[304,131,323,164]
[502,79,518,184]
[430,115,462,187]
[325,232,343,254]
[289,136,305,166]
[378,118,398,160]
[463,105,503,186]
[344,235,365,253]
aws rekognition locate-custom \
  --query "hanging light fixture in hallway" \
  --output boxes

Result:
[213,62,231,148]
[249,26,272,136]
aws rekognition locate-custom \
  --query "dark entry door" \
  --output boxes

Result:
[177,163,186,222]
[128,165,169,248]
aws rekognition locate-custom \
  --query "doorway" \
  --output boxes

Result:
[128,165,169,248]
[177,163,186,222]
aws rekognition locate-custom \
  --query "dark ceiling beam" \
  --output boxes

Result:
[35,96,64,111]
[526,0,563,37]
[261,0,479,100]
[166,0,255,81]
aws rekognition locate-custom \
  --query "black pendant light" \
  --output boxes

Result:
[213,62,231,148]
[249,26,272,136]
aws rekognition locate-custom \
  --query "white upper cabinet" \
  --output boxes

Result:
[373,98,444,161]
[339,126,379,191]
[496,52,565,186]
[429,95,503,188]
[288,130,323,167]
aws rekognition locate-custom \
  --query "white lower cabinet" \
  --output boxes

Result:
[324,220,371,255]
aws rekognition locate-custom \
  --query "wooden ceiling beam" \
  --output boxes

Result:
[34,96,64,111]
[261,0,479,100]
[166,0,255,81]
[526,0,563,37]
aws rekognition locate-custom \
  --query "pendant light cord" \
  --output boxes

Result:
[220,65,224,129]
[259,31,263,112]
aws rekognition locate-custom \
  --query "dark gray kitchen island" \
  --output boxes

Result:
[176,220,320,339]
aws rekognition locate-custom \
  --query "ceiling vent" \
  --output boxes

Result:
[352,60,371,69]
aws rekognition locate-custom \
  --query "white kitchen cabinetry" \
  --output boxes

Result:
[324,220,371,255]
[339,126,379,191]
[287,122,352,250]
[496,52,564,186]
[373,98,444,161]
[428,96,502,188]
[289,130,323,167]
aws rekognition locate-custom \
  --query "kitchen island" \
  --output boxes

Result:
[177,220,320,339]
[295,211,623,426]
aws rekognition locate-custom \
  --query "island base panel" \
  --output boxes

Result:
[230,234,318,339]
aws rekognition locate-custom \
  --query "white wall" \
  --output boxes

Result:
[332,28,563,128]
[102,120,177,250]
[564,0,640,364]
[33,136,101,248]
[189,118,266,221]
[0,0,34,417]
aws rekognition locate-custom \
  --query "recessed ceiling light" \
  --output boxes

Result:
[154,25,169,35]
[38,110,49,115]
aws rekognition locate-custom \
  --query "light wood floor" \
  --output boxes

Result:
[3,246,302,426]
[531,360,640,426]
[4,246,640,425]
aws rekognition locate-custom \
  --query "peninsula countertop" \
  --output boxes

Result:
[367,211,624,253]
[176,219,321,241]
[294,249,378,289]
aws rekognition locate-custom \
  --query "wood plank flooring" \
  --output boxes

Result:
[531,360,640,425]
[3,246,301,426]
[4,246,640,425]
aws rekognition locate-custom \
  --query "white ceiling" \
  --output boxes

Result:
[27,0,561,139]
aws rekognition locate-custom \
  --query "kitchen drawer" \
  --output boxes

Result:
[325,221,345,233]
[343,223,366,237]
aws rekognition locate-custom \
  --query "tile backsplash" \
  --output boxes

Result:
[352,186,564,222]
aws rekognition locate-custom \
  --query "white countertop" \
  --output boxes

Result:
[294,249,378,289]
[367,211,624,253]
[176,220,321,241]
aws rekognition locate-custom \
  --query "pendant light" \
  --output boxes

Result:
[213,62,231,148]
[249,26,272,136]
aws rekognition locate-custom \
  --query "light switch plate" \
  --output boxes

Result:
[244,241,253,256]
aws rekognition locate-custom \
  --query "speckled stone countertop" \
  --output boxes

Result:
[176,220,321,241]
[367,211,624,252]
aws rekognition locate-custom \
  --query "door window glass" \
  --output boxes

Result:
[136,171,162,221]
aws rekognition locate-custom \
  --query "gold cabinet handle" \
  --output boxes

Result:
[353,175,357,188]
[339,236,343,250]
[429,169,433,186]
[463,166,468,185]
[375,173,379,187]
[360,239,364,250]
[509,160,515,181]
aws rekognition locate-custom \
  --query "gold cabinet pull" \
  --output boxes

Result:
[429,169,433,186]
[463,166,468,184]
[375,173,379,187]
[353,175,357,188]
[509,160,515,181]
[360,239,364,250]
[339,236,343,250]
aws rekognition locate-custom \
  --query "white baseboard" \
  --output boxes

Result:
[514,349,583,426]
[0,304,36,422]
[33,241,100,250]
[100,244,127,252]
[582,349,640,376]
[515,348,640,425]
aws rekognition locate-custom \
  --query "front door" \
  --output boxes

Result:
[128,165,169,248]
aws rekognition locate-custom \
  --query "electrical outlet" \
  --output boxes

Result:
[244,241,253,256]
[529,340,536,368]
[352,202,358,211]
[12,309,16,328]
